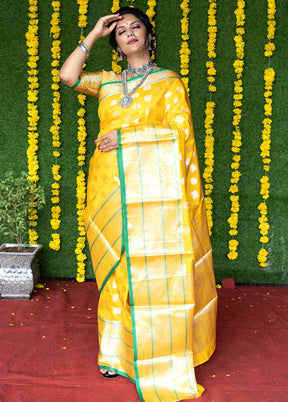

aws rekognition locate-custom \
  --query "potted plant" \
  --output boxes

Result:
[0,171,45,299]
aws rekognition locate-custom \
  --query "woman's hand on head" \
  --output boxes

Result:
[95,130,118,152]
[92,14,122,39]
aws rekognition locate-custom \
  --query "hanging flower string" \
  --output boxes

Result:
[26,0,40,244]
[75,0,89,283]
[146,0,156,29]
[111,0,121,73]
[257,0,276,268]
[111,0,120,13]
[203,0,217,235]
[179,0,191,95]
[49,0,62,251]
[227,0,246,260]
[146,0,157,61]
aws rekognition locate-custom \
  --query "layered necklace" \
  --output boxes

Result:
[118,60,156,108]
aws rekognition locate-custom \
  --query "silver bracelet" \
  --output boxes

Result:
[77,41,90,58]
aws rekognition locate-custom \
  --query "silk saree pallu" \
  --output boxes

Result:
[79,69,217,401]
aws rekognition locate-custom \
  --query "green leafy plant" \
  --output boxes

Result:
[0,171,45,250]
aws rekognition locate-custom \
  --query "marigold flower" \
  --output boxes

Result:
[257,1,276,267]
[203,1,217,234]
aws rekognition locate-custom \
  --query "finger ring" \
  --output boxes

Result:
[104,139,108,144]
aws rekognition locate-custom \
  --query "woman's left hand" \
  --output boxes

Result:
[95,130,118,152]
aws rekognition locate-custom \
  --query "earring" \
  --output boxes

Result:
[118,48,123,61]
[149,38,156,53]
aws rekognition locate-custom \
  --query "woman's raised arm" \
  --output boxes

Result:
[59,14,121,87]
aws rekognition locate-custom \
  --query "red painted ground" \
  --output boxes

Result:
[0,281,287,401]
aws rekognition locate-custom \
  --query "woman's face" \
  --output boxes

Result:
[115,14,150,57]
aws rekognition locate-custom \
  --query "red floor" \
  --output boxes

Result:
[0,281,287,401]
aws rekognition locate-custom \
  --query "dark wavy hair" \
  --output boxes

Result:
[109,6,154,54]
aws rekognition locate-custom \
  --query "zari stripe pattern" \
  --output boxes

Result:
[117,126,201,401]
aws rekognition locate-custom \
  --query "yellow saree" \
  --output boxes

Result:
[71,69,217,401]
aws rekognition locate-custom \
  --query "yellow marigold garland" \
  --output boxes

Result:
[227,0,245,260]
[179,0,191,95]
[75,0,89,282]
[258,0,276,268]
[49,0,62,251]
[78,0,89,28]
[26,0,40,244]
[111,0,122,73]
[111,0,120,13]
[146,0,156,29]
[146,0,156,61]
[75,92,88,282]
[203,0,217,236]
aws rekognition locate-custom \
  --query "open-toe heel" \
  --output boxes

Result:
[101,370,119,379]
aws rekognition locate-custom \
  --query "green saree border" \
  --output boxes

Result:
[98,239,124,295]
[116,126,198,400]
[68,77,80,89]
[116,129,144,402]
[100,68,167,88]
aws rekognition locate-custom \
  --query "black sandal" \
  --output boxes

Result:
[101,370,119,379]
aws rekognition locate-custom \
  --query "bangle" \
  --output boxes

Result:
[77,41,90,58]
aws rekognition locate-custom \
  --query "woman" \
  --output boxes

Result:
[60,6,217,401]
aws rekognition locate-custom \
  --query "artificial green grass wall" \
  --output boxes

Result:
[1,0,287,284]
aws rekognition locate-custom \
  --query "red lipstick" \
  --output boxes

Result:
[127,39,138,44]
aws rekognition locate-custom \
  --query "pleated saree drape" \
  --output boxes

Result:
[71,69,217,401]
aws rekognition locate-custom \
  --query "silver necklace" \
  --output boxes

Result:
[118,63,156,109]
[127,60,155,78]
